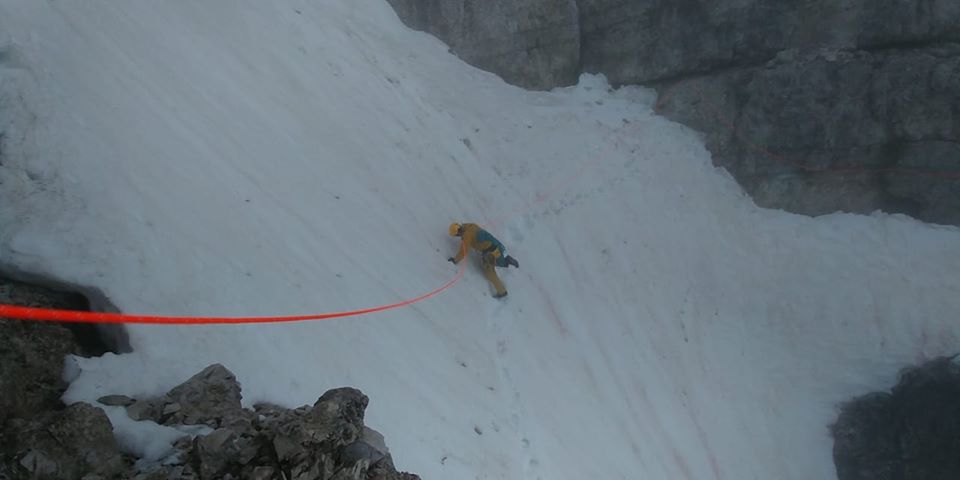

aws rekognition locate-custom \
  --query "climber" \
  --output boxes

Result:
[447,223,519,299]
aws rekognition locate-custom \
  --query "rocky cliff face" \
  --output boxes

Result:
[577,0,960,84]
[655,45,960,223]
[385,0,580,89]
[385,0,960,225]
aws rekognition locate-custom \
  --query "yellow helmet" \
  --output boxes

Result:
[448,223,462,237]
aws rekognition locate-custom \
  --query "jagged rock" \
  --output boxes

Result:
[162,363,243,427]
[832,356,960,480]
[289,456,329,480]
[96,365,419,480]
[163,402,182,416]
[0,277,126,478]
[341,427,390,466]
[253,388,368,478]
[8,402,128,479]
[249,466,277,480]
[18,450,58,477]
[97,394,136,407]
[0,276,131,443]
[367,460,422,480]
[340,441,384,467]
[196,428,242,480]
[272,433,305,463]
[0,318,74,426]
[329,460,368,480]
[0,282,77,428]
[313,387,369,444]
[126,399,164,422]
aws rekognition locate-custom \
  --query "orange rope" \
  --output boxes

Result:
[0,248,466,324]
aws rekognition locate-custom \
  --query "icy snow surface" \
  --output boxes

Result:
[1,1,958,479]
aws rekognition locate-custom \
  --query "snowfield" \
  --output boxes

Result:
[1,1,958,479]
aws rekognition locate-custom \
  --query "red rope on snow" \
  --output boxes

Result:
[0,248,467,324]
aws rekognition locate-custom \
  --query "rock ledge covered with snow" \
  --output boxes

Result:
[1,279,419,480]
[104,364,419,480]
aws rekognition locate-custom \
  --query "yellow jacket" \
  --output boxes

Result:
[452,223,503,263]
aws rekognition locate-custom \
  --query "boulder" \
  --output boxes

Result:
[160,363,245,428]
[9,403,128,480]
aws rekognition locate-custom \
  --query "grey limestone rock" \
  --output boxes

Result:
[161,363,244,428]
[112,366,418,480]
[655,46,960,224]
[9,403,128,480]
[832,356,960,480]
[386,0,580,89]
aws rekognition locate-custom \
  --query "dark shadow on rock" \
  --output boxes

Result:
[1,275,136,478]
[832,355,960,480]
[7,403,129,479]
[0,272,130,355]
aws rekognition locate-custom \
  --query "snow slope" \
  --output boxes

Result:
[2,1,959,479]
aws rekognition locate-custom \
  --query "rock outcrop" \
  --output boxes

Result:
[577,1,960,85]
[1,278,91,444]
[1,277,420,479]
[122,364,249,430]
[3,358,420,479]
[0,277,133,479]
[832,356,960,480]
[109,365,420,480]
[385,0,960,225]
[385,0,580,89]
[655,45,960,224]
[8,403,129,479]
